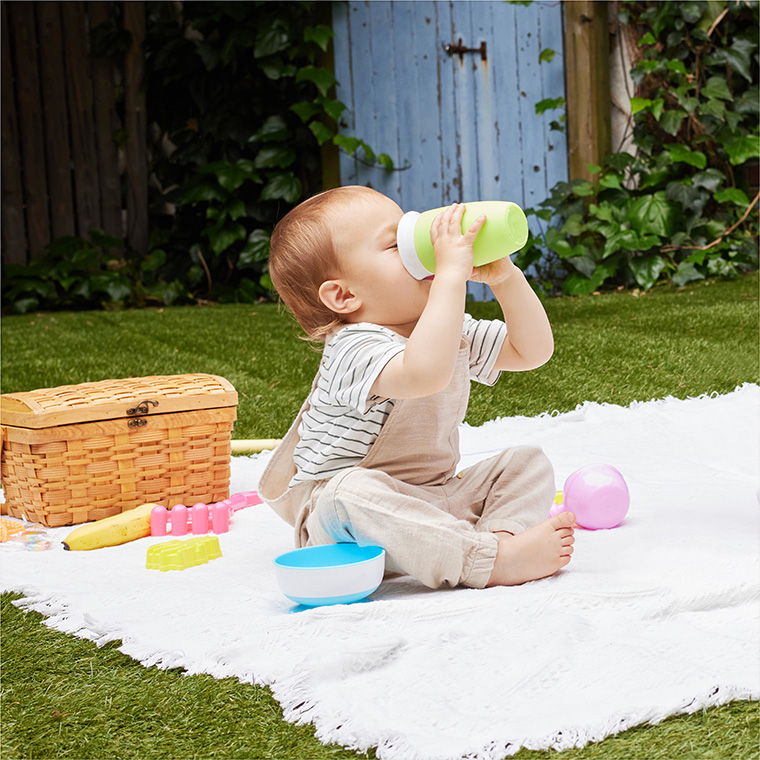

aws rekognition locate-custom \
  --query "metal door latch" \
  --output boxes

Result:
[444,38,487,63]
[127,399,159,416]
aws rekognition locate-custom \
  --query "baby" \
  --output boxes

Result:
[258,185,575,589]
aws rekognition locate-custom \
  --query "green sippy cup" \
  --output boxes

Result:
[397,200,529,279]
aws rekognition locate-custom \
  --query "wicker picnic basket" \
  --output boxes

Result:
[0,374,238,527]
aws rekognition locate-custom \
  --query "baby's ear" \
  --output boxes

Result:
[318,279,362,315]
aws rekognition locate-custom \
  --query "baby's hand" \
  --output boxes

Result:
[470,253,520,287]
[429,203,485,283]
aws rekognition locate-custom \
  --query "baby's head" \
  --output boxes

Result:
[270,185,395,340]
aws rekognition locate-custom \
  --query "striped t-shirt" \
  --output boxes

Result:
[291,313,507,483]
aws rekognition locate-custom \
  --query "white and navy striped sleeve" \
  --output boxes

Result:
[463,312,507,386]
[319,323,406,413]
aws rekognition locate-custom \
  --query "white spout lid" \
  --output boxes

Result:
[396,211,432,280]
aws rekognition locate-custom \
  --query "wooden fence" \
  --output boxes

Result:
[1,0,147,267]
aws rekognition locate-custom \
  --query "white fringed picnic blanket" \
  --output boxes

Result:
[2,385,759,760]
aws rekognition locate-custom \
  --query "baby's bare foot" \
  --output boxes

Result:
[486,512,575,587]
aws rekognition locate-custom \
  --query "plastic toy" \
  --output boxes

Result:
[1,518,28,542]
[273,543,385,607]
[146,535,222,571]
[150,490,262,536]
[397,200,529,280]
[5,525,55,551]
[549,464,630,530]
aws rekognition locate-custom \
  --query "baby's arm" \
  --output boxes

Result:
[372,203,485,399]
[471,256,554,371]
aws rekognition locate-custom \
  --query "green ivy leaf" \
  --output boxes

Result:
[680,2,704,24]
[638,32,657,46]
[665,59,688,75]
[605,153,636,172]
[692,168,725,192]
[309,121,334,146]
[629,255,666,290]
[710,37,757,83]
[142,249,166,272]
[701,76,732,101]
[567,255,597,278]
[603,229,640,258]
[699,98,726,121]
[235,277,262,304]
[723,135,760,165]
[316,96,347,122]
[628,192,678,237]
[599,173,623,190]
[650,98,665,120]
[226,198,247,221]
[545,227,572,257]
[91,272,132,302]
[182,180,227,203]
[304,24,334,53]
[639,170,670,190]
[538,48,555,63]
[260,172,302,204]
[209,222,247,255]
[11,297,39,314]
[666,181,707,214]
[207,161,259,192]
[254,147,296,169]
[714,187,750,206]
[676,94,699,114]
[660,109,687,135]
[630,97,652,114]
[291,101,322,123]
[250,116,291,143]
[563,261,617,295]
[665,143,706,168]
[573,181,595,197]
[535,97,566,116]
[590,201,615,222]
[333,134,362,155]
[561,214,584,236]
[295,65,337,97]
[261,59,297,81]
[377,153,395,171]
[238,229,271,267]
[254,26,290,59]
[672,260,705,287]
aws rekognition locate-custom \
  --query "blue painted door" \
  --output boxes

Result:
[331,0,568,299]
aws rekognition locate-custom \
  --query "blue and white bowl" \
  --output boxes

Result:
[273,543,385,607]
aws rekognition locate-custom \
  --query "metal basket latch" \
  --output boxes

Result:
[126,399,159,427]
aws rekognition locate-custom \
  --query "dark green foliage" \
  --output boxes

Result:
[519,0,759,295]
[2,2,392,314]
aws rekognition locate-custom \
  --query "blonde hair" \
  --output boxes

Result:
[269,185,379,341]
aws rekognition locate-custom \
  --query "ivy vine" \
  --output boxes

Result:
[3,1,392,312]
[516,0,759,295]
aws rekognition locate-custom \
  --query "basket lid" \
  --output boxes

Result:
[0,374,238,429]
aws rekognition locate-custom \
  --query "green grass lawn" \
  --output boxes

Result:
[2,274,758,759]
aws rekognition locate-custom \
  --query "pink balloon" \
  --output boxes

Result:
[562,464,630,530]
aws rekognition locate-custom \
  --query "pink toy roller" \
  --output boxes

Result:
[549,464,630,530]
[150,491,262,537]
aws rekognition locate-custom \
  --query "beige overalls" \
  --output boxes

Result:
[258,336,555,589]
